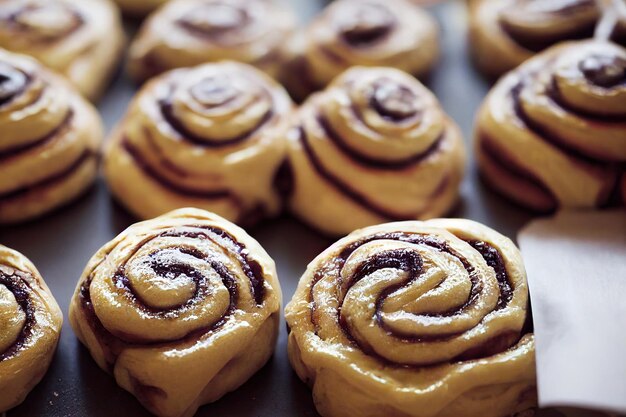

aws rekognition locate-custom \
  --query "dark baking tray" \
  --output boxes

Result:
[0,1,563,416]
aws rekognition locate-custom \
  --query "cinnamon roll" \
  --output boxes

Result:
[0,245,63,412]
[112,0,169,16]
[69,208,282,417]
[0,49,103,224]
[285,219,536,417]
[469,0,626,77]
[0,0,125,101]
[283,66,465,236]
[475,40,626,212]
[282,0,439,101]
[127,0,296,83]
[104,61,293,225]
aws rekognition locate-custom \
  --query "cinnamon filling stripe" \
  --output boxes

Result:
[0,149,93,202]
[159,93,274,148]
[0,110,74,161]
[0,271,36,362]
[121,139,234,200]
[298,126,447,220]
[479,132,558,207]
[511,81,623,166]
[317,114,443,170]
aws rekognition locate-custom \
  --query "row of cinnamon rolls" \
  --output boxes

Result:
[0,0,439,103]
[1,0,623,100]
[1,39,625,231]
[1,207,535,417]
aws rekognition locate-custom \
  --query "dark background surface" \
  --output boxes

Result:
[0,1,563,416]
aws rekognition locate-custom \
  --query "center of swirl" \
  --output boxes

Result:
[129,249,202,310]
[190,76,240,107]
[579,54,626,88]
[371,80,420,121]
[338,3,395,46]
[179,3,248,36]
[0,64,27,107]
[13,4,83,39]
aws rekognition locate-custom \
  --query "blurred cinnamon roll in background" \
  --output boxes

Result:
[475,40,626,211]
[286,219,536,417]
[127,0,296,83]
[282,0,440,101]
[283,66,465,236]
[104,61,293,225]
[69,208,282,417]
[0,49,103,224]
[0,245,63,412]
[0,0,124,101]
[469,0,626,77]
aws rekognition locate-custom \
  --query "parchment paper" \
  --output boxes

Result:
[518,210,626,415]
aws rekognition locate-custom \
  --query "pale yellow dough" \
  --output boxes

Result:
[0,245,63,412]
[285,66,466,236]
[475,40,626,212]
[282,0,439,101]
[69,208,282,417]
[128,0,296,82]
[285,219,536,417]
[104,61,293,225]
[0,0,125,101]
[0,49,103,224]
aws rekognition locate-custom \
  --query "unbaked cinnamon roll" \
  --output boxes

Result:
[282,0,439,101]
[469,0,626,77]
[0,0,125,101]
[475,40,626,212]
[285,219,536,417]
[283,66,465,236]
[0,245,63,412]
[69,208,282,417]
[112,0,169,16]
[104,61,293,225]
[127,0,296,83]
[0,49,103,224]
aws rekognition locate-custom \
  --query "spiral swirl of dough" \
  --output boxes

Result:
[69,208,282,417]
[128,0,296,83]
[285,219,536,417]
[0,245,63,412]
[0,0,124,100]
[469,0,626,77]
[104,61,293,225]
[0,49,103,224]
[283,66,465,236]
[282,0,439,101]
[475,40,626,211]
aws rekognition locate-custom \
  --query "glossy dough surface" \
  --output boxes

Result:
[283,0,439,101]
[475,40,626,211]
[128,0,296,82]
[284,66,465,236]
[469,0,626,77]
[104,61,293,224]
[0,245,63,412]
[285,219,536,417]
[69,208,282,417]
[0,49,103,224]
[0,0,124,100]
